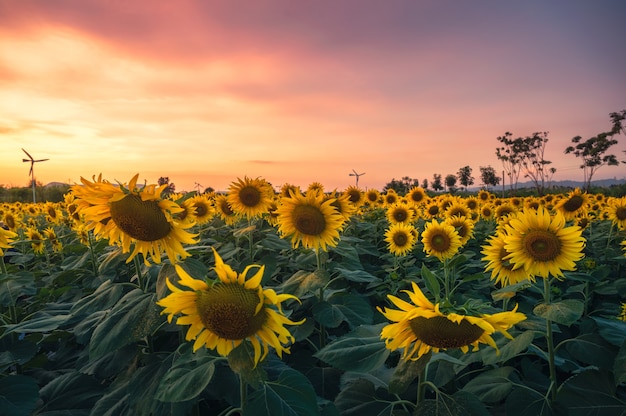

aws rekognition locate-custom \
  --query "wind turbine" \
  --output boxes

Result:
[349,169,366,187]
[194,182,203,194]
[22,148,49,203]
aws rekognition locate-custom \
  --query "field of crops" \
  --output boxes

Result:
[1,174,625,416]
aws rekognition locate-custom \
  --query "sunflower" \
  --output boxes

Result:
[214,194,240,226]
[157,248,304,366]
[444,215,474,246]
[407,187,427,205]
[326,191,357,221]
[279,183,300,198]
[421,220,462,261]
[227,176,274,219]
[364,189,381,206]
[605,197,626,230]
[555,188,589,221]
[343,186,364,206]
[383,190,399,206]
[480,204,495,221]
[495,203,517,222]
[72,174,198,265]
[385,223,417,256]
[276,190,345,251]
[618,303,626,322]
[503,207,585,279]
[477,190,493,202]
[386,202,414,225]
[445,202,470,219]
[44,227,63,253]
[2,212,19,231]
[187,194,215,225]
[424,202,441,219]
[378,282,526,360]
[0,227,17,256]
[307,182,325,195]
[482,231,530,286]
[26,227,45,255]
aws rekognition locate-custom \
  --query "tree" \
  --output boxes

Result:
[445,174,457,193]
[383,176,420,195]
[479,166,501,190]
[431,174,443,192]
[495,132,524,193]
[158,177,176,196]
[565,109,625,192]
[421,178,429,190]
[457,166,474,191]
[518,132,553,196]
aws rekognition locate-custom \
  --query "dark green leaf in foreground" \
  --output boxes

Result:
[156,347,219,402]
[415,391,489,416]
[280,269,329,298]
[89,289,162,359]
[615,340,626,386]
[505,387,554,416]
[462,366,514,403]
[388,351,431,395]
[245,367,319,416]
[591,316,626,346]
[555,370,626,416]
[314,324,389,373]
[0,375,39,416]
[334,378,406,416]
[0,271,36,306]
[483,330,535,365]
[533,299,584,326]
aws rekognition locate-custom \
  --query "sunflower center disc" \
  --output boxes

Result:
[110,194,171,241]
[563,195,584,212]
[292,205,327,236]
[431,233,451,251]
[219,200,234,216]
[194,202,209,217]
[239,186,262,207]
[409,315,484,349]
[616,207,626,221]
[196,283,267,340]
[393,232,409,247]
[524,230,561,262]
[393,209,408,222]
[347,190,361,203]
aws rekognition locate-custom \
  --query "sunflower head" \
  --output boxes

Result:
[0,227,17,256]
[386,203,414,225]
[384,223,417,256]
[421,220,462,261]
[556,188,589,220]
[227,176,274,219]
[157,247,304,366]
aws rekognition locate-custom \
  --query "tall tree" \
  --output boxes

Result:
[518,132,553,196]
[565,109,625,192]
[445,174,457,193]
[457,165,474,191]
[421,178,429,190]
[479,165,501,190]
[431,173,443,192]
[495,132,524,193]
[158,177,176,196]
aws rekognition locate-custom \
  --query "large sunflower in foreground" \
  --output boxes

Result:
[276,190,345,251]
[227,176,274,219]
[71,174,198,265]
[503,207,585,279]
[0,227,17,255]
[378,282,526,361]
[384,223,417,256]
[157,248,304,366]
[421,220,462,261]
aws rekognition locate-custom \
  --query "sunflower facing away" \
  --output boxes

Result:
[276,190,345,251]
[378,282,526,360]
[503,207,585,279]
[421,220,462,261]
[384,223,417,256]
[157,248,304,366]
[72,174,198,265]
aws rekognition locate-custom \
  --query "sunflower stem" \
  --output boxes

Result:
[542,277,557,403]
[0,255,7,275]
[87,231,99,276]
[239,374,247,411]
[247,219,254,262]
[133,255,145,291]
[416,365,427,405]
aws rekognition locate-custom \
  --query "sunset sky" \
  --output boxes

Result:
[1,0,625,193]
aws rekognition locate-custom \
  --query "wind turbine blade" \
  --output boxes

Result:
[29,163,34,176]
[22,148,34,161]
[22,159,31,162]
[34,158,50,162]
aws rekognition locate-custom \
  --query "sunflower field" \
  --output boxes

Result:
[1,174,625,416]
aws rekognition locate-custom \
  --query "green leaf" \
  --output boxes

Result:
[416,391,490,416]
[334,378,401,416]
[245,367,319,416]
[4,312,71,334]
[483,330,535,365]
[313,294,374,329]
[335,267,379,283]
[565,334,616,370]
[614,340,626,386]
[0,271,36,307]
[314,324,389,373]
[280,270,329,298]
[556,370,626,416]
[0,375,39,416]
[421,265,441,302]
[39,371,103,412]
[388,352,431,395]
[70,279,125,316]
[156,348,218,402]
[591,317,626,346]
[462,366,514,403]
[313,301,344,328]
[89,289,162,359]
[533,299,584,326]
[505,387,554,416]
